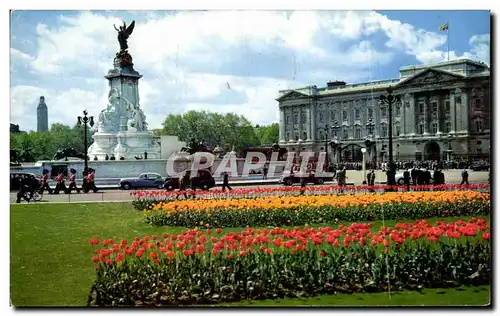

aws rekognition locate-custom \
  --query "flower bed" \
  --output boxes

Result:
[87,218,491,306]
[132,184,489,210]
[144,191,490,228]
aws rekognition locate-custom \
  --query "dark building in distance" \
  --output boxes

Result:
[37,96,48,132]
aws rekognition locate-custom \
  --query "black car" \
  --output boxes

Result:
[279,171,333,186]
[470,162,489,171]
[164,169,216,191]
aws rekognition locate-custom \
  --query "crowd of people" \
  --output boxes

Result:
[15,168,99,203]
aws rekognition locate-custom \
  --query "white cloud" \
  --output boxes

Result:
[10,48,33,61]
[10,11,490,132]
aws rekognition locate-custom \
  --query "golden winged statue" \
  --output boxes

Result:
[113,20,135,51]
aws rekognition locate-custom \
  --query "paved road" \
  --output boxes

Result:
[11,170,488,204]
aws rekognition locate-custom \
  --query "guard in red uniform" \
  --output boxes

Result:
[39,170,53,194]
[87,169,98,193]
[67,168,80,194]
[54,172,67,194]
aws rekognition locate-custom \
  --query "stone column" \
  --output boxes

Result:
[461,89,469,134]
[408,93,416,135]
[423,96,429,135]
[310,99,316,141]
[279,106,286,142]
[306,106,312,141]
[450,89,457,134]
[436,96,442,135]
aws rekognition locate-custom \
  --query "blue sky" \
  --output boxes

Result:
[10,10,490,131]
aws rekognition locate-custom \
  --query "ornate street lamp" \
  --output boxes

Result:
[77,110,94,172]
[378,86,401,188]
[361,147,367,184]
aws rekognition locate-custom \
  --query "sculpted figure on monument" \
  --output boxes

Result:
[113,21,135,51]
[97,88,120,131]
[127,104,148,132]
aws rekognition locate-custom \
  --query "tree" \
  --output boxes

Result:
[9,123,94,162]
[160,110,260,151]
[254,123,279,146]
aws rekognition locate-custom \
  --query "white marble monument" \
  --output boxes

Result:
[88,20,184,160]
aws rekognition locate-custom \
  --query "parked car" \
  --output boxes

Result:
[470,162,489,171]
[164,169,216,191]
[119,173,164,190]
[279,171,333,186]
[395,169,435,185]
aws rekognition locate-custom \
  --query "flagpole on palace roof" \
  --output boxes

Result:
[447,21,450,61]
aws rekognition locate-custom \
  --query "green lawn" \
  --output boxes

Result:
[10,202,491,307]
[223,286,491,307]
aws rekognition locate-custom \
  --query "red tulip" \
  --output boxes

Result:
[482,232,490,240]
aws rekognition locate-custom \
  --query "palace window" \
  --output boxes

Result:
[285,115,290,125]
[295,133,299,141]
[343,128,349,139]
[355,109,360,120]
[419,123,424,135]
[286,132,290,140]
[367,125,374,136]
[294,114,299,124]
[381,124,388,137]
[395,106,401,117]
[476,119,483,132]
[318,112,323,123]
[445,100,450,112]
[394,124,401,136]
[474,98,483,110]
[303,131,307,140]
[381,107,387,118]
[419,102,424,114]
[355,127,361,139]
[444,122,451,133]
[342,110,348,121]
[330,110,336,121]
[431,122,438,134]
[301,113,306,123]
[368,108,374,119]
[319,130,323,139]
[431,101,438,113]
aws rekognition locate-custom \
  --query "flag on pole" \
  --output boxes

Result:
[440,23,449,31]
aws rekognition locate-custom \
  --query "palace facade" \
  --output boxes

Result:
[276,59,490,163]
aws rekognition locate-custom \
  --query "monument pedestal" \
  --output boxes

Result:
[89,132,118,160]
[113,131,160,160]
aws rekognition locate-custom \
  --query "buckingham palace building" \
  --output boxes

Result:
[276,59,490,163]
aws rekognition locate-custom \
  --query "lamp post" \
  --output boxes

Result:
[378,86,401,188]
[361,147,367,184]
[77,110,94,173]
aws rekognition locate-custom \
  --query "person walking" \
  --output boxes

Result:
[87,169,98,193]
[54,172,67,194]
[16,176,33,203]
[39,170,53,195]
[367,169,376,192]
[403,169,410,191]
[461,168,469,185]
[262,165,268,180]
[410,167,418,186]
[222,171,232,191]
[67,169,80,194]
